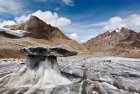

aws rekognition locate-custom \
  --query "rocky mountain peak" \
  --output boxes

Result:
[21,16,50,32]
[121,27,128,30]
[120,27,129,33]
[4,16,69,40]
[29,15,40,20]
[84,27,140,57]
[23,16,49,29]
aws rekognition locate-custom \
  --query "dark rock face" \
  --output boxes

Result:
[21,46,78,57]
[26,55,47,69]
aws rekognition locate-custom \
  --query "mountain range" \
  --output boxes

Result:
[84,27,140,58]
[0,16,139,58]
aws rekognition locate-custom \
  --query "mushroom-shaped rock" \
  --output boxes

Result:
[21,45,77,72]
[16,45,77,88]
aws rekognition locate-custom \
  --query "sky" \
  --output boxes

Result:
[0,0,140,43]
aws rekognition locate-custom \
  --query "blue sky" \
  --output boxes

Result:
[0,0,140,42]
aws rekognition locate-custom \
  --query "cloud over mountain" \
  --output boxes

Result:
[69,33,79,41]
[103,14,140,31]
[0,10,71,27]
[61,14,140,43]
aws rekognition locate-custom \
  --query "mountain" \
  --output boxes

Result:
[0,16,88,58]
[83,27,140,58]
[4,16,69,40]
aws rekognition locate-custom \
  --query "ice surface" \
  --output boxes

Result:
[0,58,71,90]
[0,56,140,94]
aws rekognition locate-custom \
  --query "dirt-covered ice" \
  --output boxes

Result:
[0,56,140,94]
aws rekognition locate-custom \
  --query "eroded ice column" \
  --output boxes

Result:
[20,45,77,88]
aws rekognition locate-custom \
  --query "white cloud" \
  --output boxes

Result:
[80,34,98,43]
[0,20,16,28]
[0,10,71,28]
[61,23,101,43]
[69,33,79,41]
[56,17,71,26]
[103,14,140,31]
[15,15,30,24]
[15,10,71,27]
[0,0,23,14]
[68,32,96,43]
[125,14,140,31]
[103,16,127,31]
[62,0,74,6]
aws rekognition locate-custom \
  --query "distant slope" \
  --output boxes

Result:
[83,27,140,58]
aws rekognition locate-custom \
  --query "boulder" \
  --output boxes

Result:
[21,45,77,57]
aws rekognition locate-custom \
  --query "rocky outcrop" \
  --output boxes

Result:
[21,46,77,74]
[21,46,77,57]
[4,24,21,30]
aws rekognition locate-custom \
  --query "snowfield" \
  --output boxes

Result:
[0,28,27,37]
[0,56,140,94]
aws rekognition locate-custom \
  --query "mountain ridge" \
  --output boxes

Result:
[0,16,139,58]
[4,16,70,40]
[84,27,140,58]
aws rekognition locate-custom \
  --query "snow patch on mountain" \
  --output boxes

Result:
[0,28,27,37]
[115,28,121,32]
